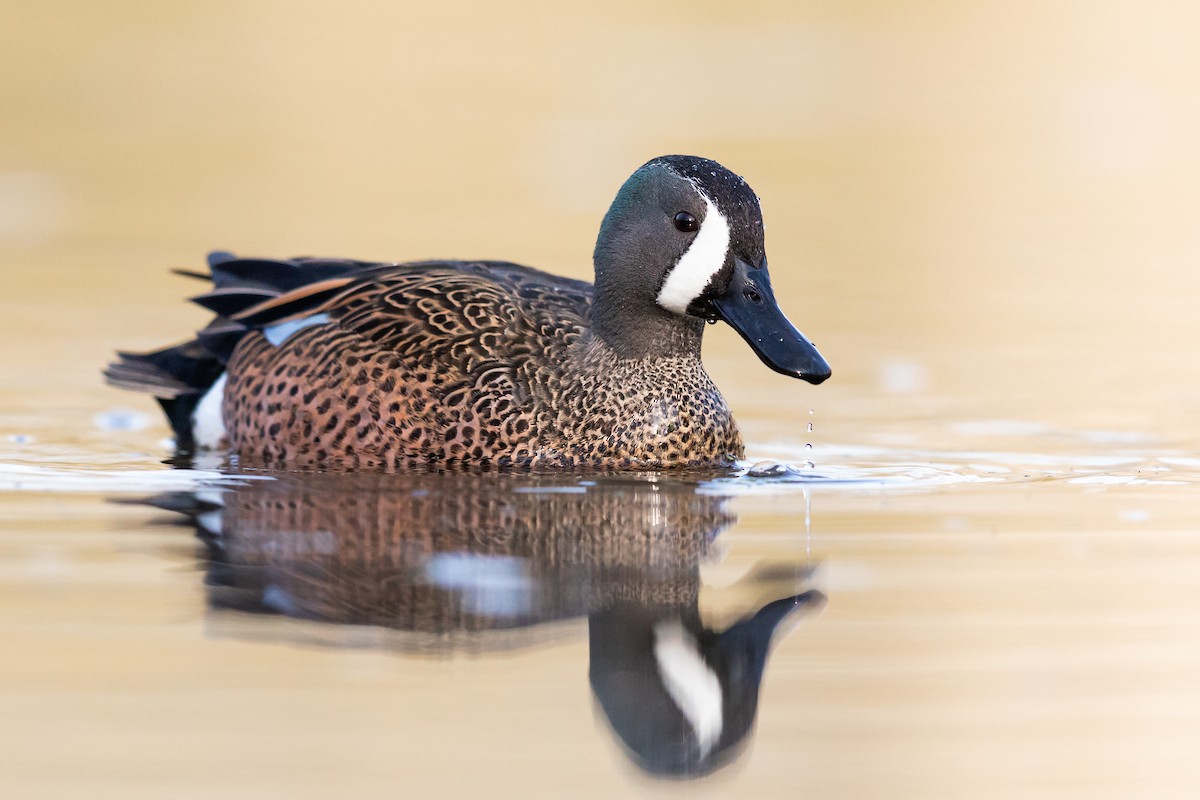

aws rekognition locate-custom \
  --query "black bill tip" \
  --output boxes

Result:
[708,262,831,384]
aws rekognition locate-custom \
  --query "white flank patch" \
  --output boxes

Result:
[264,313,330,346]
[192,373,228,450]
[656,194,731,315]
[653,621,724,757]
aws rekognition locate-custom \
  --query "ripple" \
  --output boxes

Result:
[0,462,257,493]
[741,440,1200,491]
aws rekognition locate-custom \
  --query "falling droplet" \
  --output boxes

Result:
[805,408,816,468]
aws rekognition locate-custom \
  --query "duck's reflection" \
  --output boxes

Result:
[590,591,822,776]
[149,470,823,777]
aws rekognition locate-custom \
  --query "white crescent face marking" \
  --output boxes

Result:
[656,193,731,316]
[653,621,724,758]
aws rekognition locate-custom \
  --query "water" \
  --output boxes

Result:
[3,432,1198,797]
[4,2,1200,798]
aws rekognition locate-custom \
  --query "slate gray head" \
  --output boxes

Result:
[592,155,830,384]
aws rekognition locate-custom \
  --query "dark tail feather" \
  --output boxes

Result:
[196,319,250,363]
[105,340,225,396]
[106,251,380,449]
[171,268,212,282]
[156,396,201,450]
[207,250,238,267]
[104,340,225,449]
[104,355,192,397]
[208,257,364,294]
[190,286,279,316]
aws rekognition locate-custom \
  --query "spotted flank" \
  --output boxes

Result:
[105,155,830,469]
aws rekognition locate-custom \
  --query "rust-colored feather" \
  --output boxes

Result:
[231,276,360,326]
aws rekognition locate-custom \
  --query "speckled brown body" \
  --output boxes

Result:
[223,262,743,469]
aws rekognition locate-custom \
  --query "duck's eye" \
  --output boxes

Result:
[673,211,699,233]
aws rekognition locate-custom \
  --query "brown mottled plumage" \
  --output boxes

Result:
[106,156,830,469]
[223,262,741,469]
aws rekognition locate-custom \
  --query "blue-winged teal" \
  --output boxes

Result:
[106,155,830,469]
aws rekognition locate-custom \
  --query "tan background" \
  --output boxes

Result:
[1,2,1199,799]
[2,1,1198,448]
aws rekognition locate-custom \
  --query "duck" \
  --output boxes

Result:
[105,155,830,469]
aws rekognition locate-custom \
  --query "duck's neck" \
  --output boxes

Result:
[591,292,706,360]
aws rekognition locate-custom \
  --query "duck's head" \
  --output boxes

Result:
[593,155,830,384]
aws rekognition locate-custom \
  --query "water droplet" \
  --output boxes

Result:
[807,422,813,433]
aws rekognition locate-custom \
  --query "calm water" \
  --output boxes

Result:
[3,2,1200,798]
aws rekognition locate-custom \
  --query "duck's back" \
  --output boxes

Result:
[219,259,598,468]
